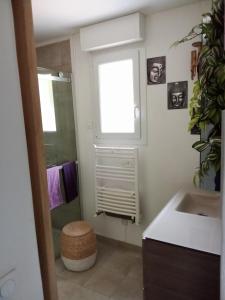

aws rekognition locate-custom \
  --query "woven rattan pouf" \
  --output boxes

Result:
[60,221,97,271]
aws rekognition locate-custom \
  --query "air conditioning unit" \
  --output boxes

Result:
[80,13,145,52]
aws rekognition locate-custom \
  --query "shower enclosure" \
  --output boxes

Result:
[37,67,77,167]
[37,67,81,258]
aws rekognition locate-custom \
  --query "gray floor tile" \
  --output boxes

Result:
[56,237,143,300]
[127,256,143,280]
[110,277,143,300]
[58,279,109,300]
[102,250,138,277]
[83,266,125,297]
[55,258,100,287]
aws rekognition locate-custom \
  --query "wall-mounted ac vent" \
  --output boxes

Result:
[80,13,145,52]
[94,146,140,224]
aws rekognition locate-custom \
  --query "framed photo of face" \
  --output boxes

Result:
[147,56,166,85]
[167,81,188,109]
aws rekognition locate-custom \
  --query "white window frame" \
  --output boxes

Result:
[92,48,147,144]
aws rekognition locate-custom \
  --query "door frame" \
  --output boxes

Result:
[11,1,58,299]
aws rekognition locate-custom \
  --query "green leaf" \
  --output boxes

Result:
[207,55,216,66]
[210,138,222,145]
[199,121,207,130]
[193,170,200,187]
[170,24,202,48]
[207,153,217,161]
[212,45,221,58]
[201,160,210,174]
[192,141,210,152]
[188,117,199,131]
[216,94,225,107]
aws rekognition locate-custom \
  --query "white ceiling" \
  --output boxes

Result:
[32,0,202,44]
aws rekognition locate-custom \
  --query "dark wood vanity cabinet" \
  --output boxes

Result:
[143,238,220,300]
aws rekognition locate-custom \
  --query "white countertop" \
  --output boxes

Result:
[143,190,222,255]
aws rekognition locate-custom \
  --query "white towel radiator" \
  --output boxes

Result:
[94,146,140,224]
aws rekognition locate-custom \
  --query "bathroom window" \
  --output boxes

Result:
[93,49,146,143]
[38,75,57,132]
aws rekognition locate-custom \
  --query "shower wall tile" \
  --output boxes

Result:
[36,40,72,72]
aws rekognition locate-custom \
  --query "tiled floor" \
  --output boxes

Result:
[55,237,143,300]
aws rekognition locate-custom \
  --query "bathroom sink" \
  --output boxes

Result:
[176,191,220,218]
[143,189,221,255]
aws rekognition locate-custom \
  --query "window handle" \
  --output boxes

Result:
[134,106,140,120]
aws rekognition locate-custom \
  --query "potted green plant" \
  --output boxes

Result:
[173,0,225,187]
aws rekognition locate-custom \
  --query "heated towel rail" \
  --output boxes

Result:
[94,146,140,224]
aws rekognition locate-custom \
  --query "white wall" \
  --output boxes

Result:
[72,0,210,246]
[0,1,43,299]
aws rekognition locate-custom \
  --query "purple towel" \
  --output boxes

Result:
[47,166,64,210]
[62,161,78,202]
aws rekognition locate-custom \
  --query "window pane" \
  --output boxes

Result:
[98,59,135,133]
[38,75,57,132]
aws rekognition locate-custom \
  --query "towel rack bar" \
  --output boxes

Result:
[97,204,136,215]
[96,165,135,171]
[96,186,135,194]
[96,154,135,159]
[96,149,135,154]
[96,176,135,183]
[97,192,135,200]
[96,168,135,175]
[96,172,135,180]
[97,197,136,206]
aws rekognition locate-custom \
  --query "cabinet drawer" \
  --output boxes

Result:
[143,239,220,300]
[144,285,194,300]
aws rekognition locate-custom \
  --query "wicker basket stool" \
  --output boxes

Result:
[60,221,97,271]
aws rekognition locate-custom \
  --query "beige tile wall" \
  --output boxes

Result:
[36,40,72,72]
